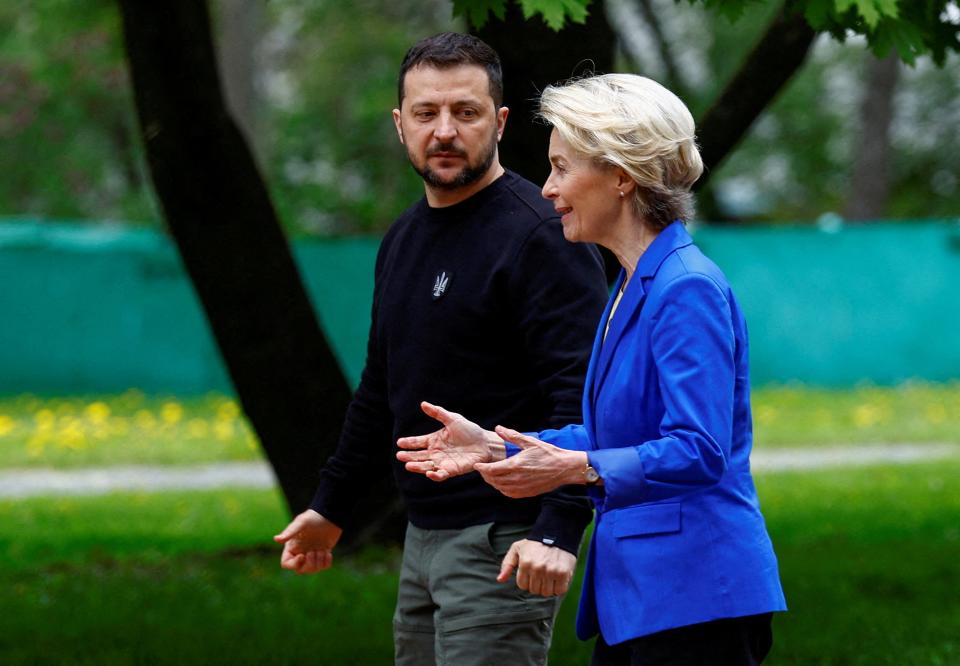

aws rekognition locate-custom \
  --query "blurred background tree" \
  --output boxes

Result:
[4,0,959,232]
[0,0,153,222]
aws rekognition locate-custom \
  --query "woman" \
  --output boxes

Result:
[396,74,786,665]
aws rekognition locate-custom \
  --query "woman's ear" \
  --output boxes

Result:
[615,168,636,196]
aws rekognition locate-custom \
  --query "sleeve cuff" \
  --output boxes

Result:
[526,491,593,555]
[308,481,352,529]
[588,447,647,511]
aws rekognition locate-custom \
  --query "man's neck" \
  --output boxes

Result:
[424,164,506,208]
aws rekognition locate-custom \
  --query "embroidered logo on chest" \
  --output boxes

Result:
[432,271,452,300]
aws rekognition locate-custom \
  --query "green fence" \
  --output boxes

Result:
[2,219,958,394]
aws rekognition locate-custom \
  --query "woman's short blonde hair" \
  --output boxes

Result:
[538,74,703,229]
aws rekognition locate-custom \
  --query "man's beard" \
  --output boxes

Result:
[408,130,498,191]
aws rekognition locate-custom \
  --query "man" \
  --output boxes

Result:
[275,32,608,665]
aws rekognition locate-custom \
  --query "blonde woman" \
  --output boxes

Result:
[397,74,786,665]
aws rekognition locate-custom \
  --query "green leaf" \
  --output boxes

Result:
[519,0,591,30]
[868,15,926,65]
[451,0,508,28]
[837,0,899,29]
[802,0,838,30]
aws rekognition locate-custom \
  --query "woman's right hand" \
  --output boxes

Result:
[396,401,504,481]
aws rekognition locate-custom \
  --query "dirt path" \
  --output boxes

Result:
[1,443,957,499]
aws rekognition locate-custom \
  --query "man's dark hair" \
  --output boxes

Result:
[397,32,503,108]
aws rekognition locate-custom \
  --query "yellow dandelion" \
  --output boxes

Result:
[754,405,778,426]
[34,409,55,429]
[213,421,234,441]
[84,401,111,424]
[852,404,881,429]
[161,401,184,425]
[0,414,15,437]
[57,423,87,450]
[216,400,240,421]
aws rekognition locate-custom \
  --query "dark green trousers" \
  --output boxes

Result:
[393,522,564,666]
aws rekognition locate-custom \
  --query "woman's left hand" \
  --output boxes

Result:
[474,426,587,498]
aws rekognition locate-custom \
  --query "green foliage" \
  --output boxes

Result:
[0,0,154,222]
[636,1,960,220]
[681,1,959,65]
[799,0,960,65]
[453,0,508,26]
[519,0,591,29]
[454,0,591,30]
[3,0,957,230]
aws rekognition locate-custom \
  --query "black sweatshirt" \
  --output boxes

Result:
[310,171,608,554]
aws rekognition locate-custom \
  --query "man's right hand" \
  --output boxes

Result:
[274,509,343,574]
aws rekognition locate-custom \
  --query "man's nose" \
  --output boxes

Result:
[434,111,457,142]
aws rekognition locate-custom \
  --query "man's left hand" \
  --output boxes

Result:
[497,539,577,597]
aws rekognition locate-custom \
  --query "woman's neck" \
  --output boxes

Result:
[608,218,658,284]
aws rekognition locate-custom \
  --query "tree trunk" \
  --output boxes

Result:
[695,5,816,194]
[844,53,899,221]
[117,0,396,543]
[474,0,620,280]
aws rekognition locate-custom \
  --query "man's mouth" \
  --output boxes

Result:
[428,146,467,159]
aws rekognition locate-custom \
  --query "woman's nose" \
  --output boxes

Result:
[541,176,557,200]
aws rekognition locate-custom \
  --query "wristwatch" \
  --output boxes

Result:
[583,463,600,485]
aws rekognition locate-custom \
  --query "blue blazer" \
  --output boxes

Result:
[535,222,786,644]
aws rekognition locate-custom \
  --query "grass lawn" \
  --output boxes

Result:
[2,460,958,664]
[0,382,958,468]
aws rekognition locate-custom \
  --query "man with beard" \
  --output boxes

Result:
[275,32,608,665]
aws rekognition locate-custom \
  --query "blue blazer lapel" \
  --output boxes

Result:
[582,271,622,445]
[592,274,646,402]
[590,221,694,406]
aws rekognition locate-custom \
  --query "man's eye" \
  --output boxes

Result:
[416,112,436,120]
[459,109,477,119]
